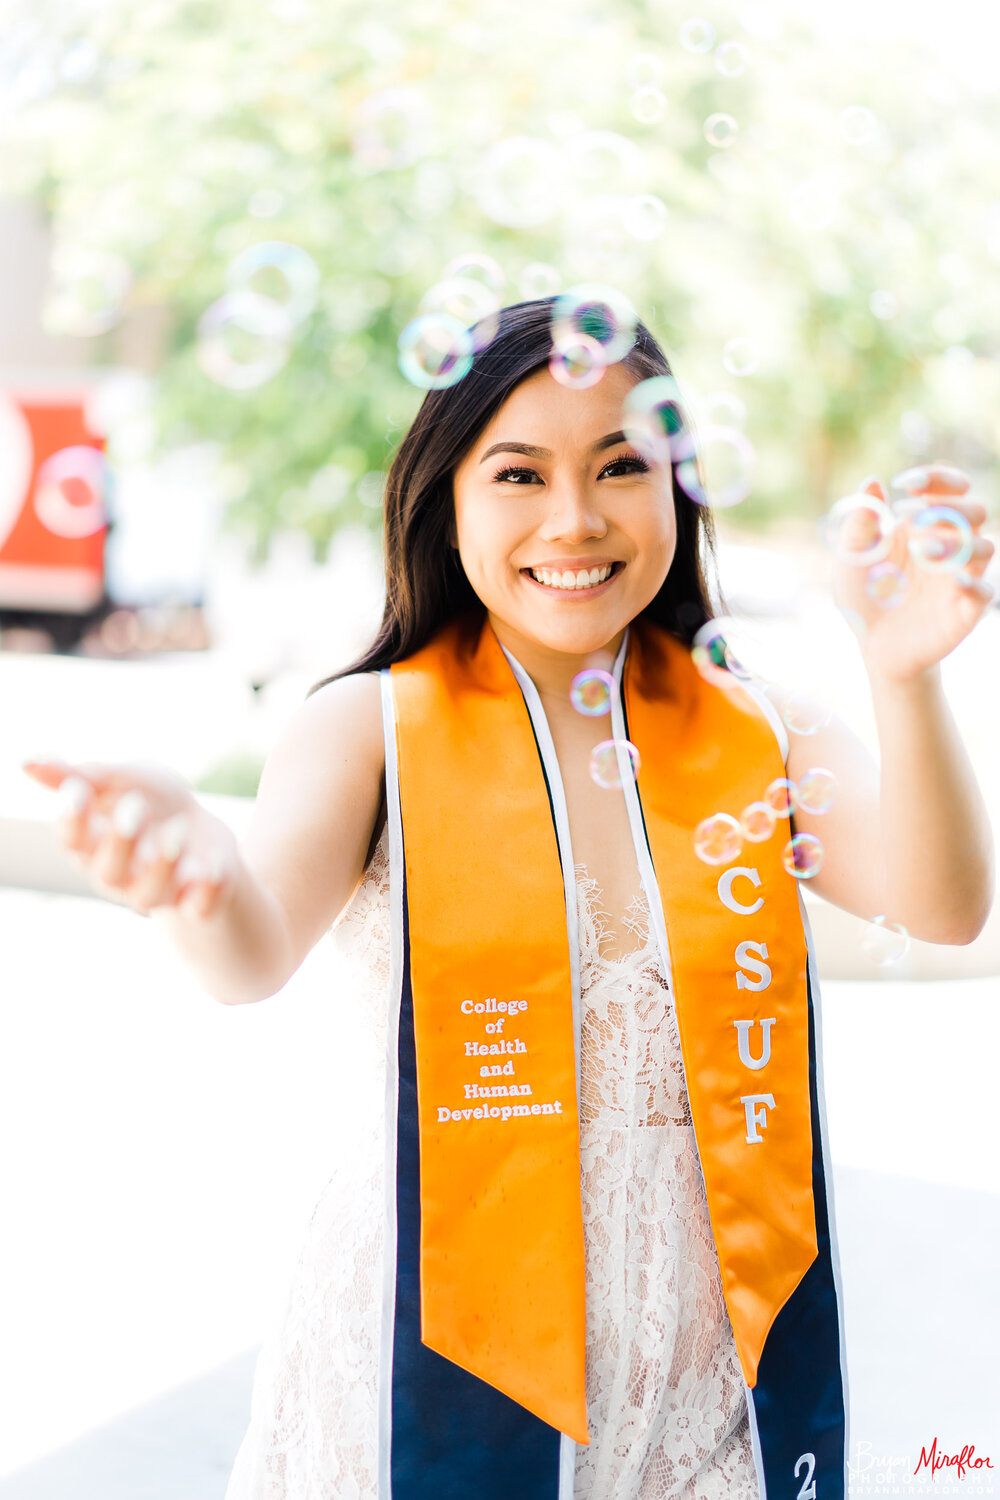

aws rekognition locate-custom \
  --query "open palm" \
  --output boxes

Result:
[831,466,995,683]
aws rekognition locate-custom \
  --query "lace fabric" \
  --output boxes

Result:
[224,825,761,1500]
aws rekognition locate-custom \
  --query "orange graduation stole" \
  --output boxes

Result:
[388,610,818,1445]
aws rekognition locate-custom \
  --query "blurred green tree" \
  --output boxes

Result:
[3,0,999,559]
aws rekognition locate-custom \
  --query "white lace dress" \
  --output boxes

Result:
[224,824,761,1500]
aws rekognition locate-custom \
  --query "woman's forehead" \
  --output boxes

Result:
[478,364,641,450]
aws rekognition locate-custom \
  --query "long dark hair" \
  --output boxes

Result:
[307,296,718,697]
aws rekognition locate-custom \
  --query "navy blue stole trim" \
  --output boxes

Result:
[748,961,848,1499]
[388,850,565,1499]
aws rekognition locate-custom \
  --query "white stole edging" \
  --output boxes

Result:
[378,668,404,1500]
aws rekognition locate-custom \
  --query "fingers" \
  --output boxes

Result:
[891,463,971,497]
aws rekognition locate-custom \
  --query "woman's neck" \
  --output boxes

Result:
[487,613,627,712]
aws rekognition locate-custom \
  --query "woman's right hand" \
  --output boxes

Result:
[20,757,240,919]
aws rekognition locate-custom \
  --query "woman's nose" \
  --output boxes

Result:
[538,483,608,541]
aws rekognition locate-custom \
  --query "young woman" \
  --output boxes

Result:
[22,298,995,1500]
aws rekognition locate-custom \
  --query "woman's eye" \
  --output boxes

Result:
[493,466,539,484]
[601,455,649,478]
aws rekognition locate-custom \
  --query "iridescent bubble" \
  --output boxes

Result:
[693,812,743,865]
[351,87,431,172]
[624,194,669,241]
[837,105,879,146]
[691,618,752,682]
[475,136,565,228]
[782,832,824,879]
[673,425,756,509]
[699,390,747,428]
[397,313,474,389]
[551,283,638,364]
[548,334,607,390]
[518,262,561,299]
[866,560,909,608]
[590,738,641,789]
[715,41,748,76]
[41,245,132,338]
[763,777,795,817]
[907,505,974,572]
[196,291,293,389]
[630,87,668,125]
[822,492,897,566]
[440,251,506,297]
[781,691,831,736]
[225,241,320,328]
[622,375,687,465]
[419,276,500,351]
[704,113,739,148]
[570,668,614,716]
[794,767,837,814]
[33,446,110,538]
[722,337,759,376]
[739,801,777,842]
[626,52,665,88]
[679,18,716,52]
[869,290,899,321]
[860,915,911,966]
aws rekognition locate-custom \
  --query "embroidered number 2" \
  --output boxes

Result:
[794,1451,817,1499]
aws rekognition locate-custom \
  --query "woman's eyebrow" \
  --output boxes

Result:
[478,430,628,464]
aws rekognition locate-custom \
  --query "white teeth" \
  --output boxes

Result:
[529,564,614,589]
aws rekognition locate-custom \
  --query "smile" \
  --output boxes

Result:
[522,562,623,594]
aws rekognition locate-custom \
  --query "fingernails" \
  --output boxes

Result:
[112,791,148,838]
[134,828,161,867]
[88,810,110,842]
[891,466,931,492]
[159,814,190,862]
[175,851,204,886]
[206,850,226,884]
[56,776,93,817]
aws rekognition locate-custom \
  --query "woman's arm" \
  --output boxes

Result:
[764,465,996,944]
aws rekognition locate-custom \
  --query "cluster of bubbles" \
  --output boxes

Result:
[620,376,757,510]
[547,283,640,390]
[196,240,321,390]
[820,465,976,609]
[396,252,506,389]
[693,760,836,879]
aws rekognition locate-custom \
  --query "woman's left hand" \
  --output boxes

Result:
[831,463,996,684]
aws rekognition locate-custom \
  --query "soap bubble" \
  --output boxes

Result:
[351,87,431,172]
[631,87,668,124]
[551,283,638,364]
[869,289,899,321]
[624,194,669,241]
[589,738,641,789]
[679,18,716,52]
[440,251,505,296]
[699,390,747,428]
[33,446,111,537]
[907,505,974,572]
[475,136,565,227]
[570,668,614,716]
[626,52,665,88]
[397,313,474,389]
[860,915,911,966]
[548,334,607,389]
[41,245,133,337]
[419,276,500,351]
[225,241,320,328]
[722,337,759,376]
[693,812,743,865]
[866,560,909,607]
[704,113,739,148]
[838,105,879,146]
[822,492,897,566]
[715,41,748,76]
[196,291,293,389]
[763,777,795,817]
[622,374,687,464]
[739,801,777,842]
[518,262,561,298]
[782,832,824,879]
[673,425,756,509]
[691,618,752,683]
[794,767,837,814]
[781,690,831,736]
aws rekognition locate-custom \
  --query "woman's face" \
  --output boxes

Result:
[451,362,677,669]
